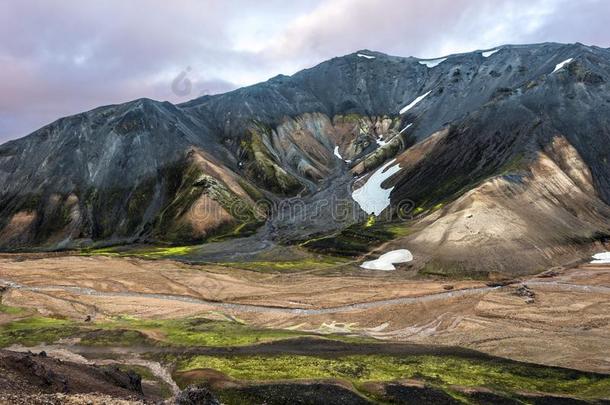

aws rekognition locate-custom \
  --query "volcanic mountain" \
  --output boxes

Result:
[1,42,609,275]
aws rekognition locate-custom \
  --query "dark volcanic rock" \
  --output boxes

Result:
[175,385,221,405]
[101,364,143,394]
[383,382,461,404]
[223,382,373,405]
[0,350,145,400]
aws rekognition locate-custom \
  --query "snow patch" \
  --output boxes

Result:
[400,91,431,114]
[376,137,387,146]
[552,58,573,73]
[482,49,500,58]
[399,123,413,134]
[591,252,610,264]
[333,146,343,159]
[334,145,351,163]
[419,58,446,68]
[351,159,401,215]
[357,53,376,59]
[361,249,413,271]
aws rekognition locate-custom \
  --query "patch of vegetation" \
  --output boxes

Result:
[240,125,303,196]
[0,316,77,347]
[88,316,316,348]
[0,313,358,349]
[301,221,410,257]
[217,256,349,272]
[176,354,610,400]
[82,244,199,259]
[154,160,206,242]
[79,328,153,347]
[0,303,26,315]
[419,260,489,280]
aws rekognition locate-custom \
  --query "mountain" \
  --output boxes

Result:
[0,42,609,275]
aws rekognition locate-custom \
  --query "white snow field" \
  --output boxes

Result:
[482,49,500,58]
[418,58,447,68]
[357,53,375,59]
[351,159,401,215]
[400,91,431,114]
[591,252,610,264]
[361,249,413,270]
[552,58,573,73]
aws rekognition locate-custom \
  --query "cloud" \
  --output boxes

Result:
[1,0,609,143]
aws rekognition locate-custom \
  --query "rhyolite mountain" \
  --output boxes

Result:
[1,42,609,275]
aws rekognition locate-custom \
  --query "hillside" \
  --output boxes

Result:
[0,42,609,274]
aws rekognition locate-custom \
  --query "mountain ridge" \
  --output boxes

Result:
[0,42,608,275]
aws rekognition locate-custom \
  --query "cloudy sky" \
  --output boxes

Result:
[1,0,609,143]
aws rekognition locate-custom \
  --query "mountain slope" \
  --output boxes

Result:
[0,42,608,275]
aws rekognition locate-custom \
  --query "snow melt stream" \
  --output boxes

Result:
[351,159,401,215]
[361,249,413,270]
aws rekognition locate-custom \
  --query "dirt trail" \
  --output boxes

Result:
[0,277,495,314]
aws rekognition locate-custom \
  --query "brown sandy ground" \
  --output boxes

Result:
[0,254,608,374]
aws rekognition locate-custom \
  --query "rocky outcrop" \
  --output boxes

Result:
[175,385,220,405]
[0,350,145,401]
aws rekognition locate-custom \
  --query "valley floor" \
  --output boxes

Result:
[0,252,609,403]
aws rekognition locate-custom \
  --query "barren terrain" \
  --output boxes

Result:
[1,253,608,375]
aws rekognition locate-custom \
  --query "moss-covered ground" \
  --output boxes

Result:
[1,310,609,402]
[217,256,350,272]
[0,313,335,348]
[0,316,78,347]
[301,221,412,257]
[176,354,610,401]
[81,244,199,259]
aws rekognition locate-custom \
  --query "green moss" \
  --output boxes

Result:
[0,313,356,350]
[154,161,205,242]
[431,203,444,211]
[217,256,349,272]
[301,221,409,257]
[0,317,77,347]
[0,304,26,315]
[241,126,302,196]
[90,316,316,348]
[419,260,489,280]
[364,215,376,228]
[498,153,526,175]
[81,244,199,259]
[176,354,610,400]
[79,328,153,347]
